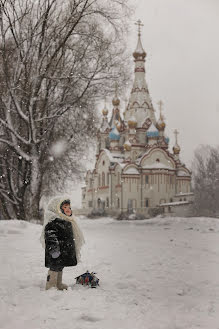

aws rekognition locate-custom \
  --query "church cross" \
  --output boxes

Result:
[174,129,179,144]
[135,19,144,36]
[157,100,163,118]
[114,81,118,97]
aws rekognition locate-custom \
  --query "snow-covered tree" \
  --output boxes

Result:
[0,0,131,220]
[192,145,219,217]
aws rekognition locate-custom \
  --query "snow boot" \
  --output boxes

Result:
[45,270,58,290]
[57,271,68,290]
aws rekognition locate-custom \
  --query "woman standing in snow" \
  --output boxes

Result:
[40,197,85,290]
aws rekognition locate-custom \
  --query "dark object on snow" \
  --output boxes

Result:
[87,208,106,218]
[45,218,77,268]
[75,271,99,288]
[148,207,164,217]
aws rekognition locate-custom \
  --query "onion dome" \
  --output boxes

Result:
[123,139,132,151]
[133,35,146,60]
[112,96,120,107]
[165,136,170,144]
[112,82,120,107]
[128,115,137,129]
[146,123,159,138]
[173,144,181,154]
[157,116,166,131]
[109,127,120,141]
[102,107,108,116]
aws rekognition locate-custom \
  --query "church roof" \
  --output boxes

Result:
[124,26,156,127]
[103,149,124,164]
[146,123,159,137]
[176,170,191,177]
[109,127,120,140]
[123,167,140,175]
[142,162,174,170]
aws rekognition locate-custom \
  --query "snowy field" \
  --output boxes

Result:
[1,216,219,329]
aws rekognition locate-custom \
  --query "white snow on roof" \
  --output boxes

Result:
[119,163,127,169]
[159,201,190,207]
[103,149,124,163]
[142,162,174,170]
[177,170,190,177]
[112,127,120,135]
[147,123,158,132]
[175,192,194,196]
[124,167,140,175]
[135,150,151,164]
[129,115,137,122]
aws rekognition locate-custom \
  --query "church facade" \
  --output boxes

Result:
[81,24,193,216]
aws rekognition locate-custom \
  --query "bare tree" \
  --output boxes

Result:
[192,145,219,217]
[0,0,131,220]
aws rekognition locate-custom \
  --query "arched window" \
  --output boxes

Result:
[145,199,149,207]
[145,175,149,184]
[98,174,101,187]
[107,173,109,185]
[117,198,120,208]
[102,172,105,186]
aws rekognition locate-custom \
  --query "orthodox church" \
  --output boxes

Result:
[81,21,193,217]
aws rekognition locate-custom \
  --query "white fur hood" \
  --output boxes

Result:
[40,196,85,262]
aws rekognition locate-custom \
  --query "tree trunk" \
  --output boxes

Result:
[27,149,42,221]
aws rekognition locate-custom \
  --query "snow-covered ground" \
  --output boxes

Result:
[1,216,219,329]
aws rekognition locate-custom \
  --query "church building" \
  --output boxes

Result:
[81,21,193,217]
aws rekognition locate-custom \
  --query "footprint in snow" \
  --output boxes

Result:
[79,314,102,322]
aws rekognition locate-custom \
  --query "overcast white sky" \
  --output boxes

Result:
[122,0,219,168]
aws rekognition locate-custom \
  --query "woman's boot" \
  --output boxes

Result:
[57,271,68,290]
[45,270,58,290]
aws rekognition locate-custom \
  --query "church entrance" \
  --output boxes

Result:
[127,199,137,213]
[97,198,105,210]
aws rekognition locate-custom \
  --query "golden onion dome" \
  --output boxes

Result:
[173,144,181,154]
[133,49,146,60]
[123,141,132,151]
[157,119,166,131]
[102,108,108,116]
[133,34,146,60]
[112,96,120,107]
[128,116,137,129]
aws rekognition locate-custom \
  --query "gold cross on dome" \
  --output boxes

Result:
[114,81,118,97]
[135,19,144,36]
[157,100,163,118]
[174,129,179,143]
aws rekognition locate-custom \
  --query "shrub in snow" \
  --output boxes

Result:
[87,208,106,218]
[148,207,164,218]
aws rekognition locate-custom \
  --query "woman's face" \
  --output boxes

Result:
[61,203,72,216]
